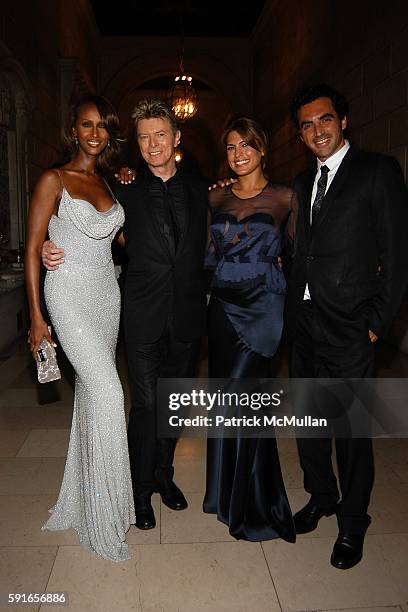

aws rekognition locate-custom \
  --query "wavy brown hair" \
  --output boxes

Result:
[61,94,123,175]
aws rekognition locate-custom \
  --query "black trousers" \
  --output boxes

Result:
[126,316,197,505]
[290,300,375,534]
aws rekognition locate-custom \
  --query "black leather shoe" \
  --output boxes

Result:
[293,500,337,534]
[330,533,365,569]
[134,501,156,530]
[156,480,188,511]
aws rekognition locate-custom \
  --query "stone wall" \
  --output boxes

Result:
[0,0,99,194]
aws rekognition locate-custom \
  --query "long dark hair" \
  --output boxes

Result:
[61,94,123,175]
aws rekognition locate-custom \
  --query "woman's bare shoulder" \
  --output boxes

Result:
[36,168,62,191]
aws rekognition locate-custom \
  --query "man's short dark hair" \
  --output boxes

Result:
[290,84,349,129]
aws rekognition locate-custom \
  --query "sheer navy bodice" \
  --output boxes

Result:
[207,183,298,357]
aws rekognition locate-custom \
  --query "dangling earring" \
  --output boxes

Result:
[73,134,79,146]
[108,140,111,148]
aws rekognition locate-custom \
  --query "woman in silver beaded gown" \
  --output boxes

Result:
[25,95,135,562]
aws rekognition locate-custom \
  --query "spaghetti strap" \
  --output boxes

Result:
[53,169,65,218]
[102,177,117,202]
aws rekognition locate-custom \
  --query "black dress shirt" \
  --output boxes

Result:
[147,169,186,259]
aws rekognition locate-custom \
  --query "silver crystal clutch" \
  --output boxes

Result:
[36,330,61,384]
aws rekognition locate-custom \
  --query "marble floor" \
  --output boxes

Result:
[0,340,407,612]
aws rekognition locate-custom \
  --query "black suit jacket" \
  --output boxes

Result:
[286,147,408,346]
[114,168,208,343]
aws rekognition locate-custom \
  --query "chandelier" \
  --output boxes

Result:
[169,71,198,121]
[168,9,198,121]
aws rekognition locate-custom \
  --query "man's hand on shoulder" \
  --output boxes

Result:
[208,177,237,191]
[114,167,136,185]
[42,240,64,270]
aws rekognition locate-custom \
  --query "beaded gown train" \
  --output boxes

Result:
[203,183,298,542]
[42,182,135,562]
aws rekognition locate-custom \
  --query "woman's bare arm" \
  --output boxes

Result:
[116,231,125,247]
[25,170,60,354]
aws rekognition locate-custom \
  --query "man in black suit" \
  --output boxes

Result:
[43,99,208,530]
[286,84,408,569]
[114,99,208,530]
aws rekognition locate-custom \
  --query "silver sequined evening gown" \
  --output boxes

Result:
[42,187,135,562]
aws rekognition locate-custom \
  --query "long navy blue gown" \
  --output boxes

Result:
[203,183,297,542]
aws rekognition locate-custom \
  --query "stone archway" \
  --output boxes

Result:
[101,48,250,116]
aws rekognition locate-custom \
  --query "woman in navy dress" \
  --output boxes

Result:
[203,117,297,542]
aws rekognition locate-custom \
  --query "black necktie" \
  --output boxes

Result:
[311,165,329,225]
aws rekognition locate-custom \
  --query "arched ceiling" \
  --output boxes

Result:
[101,49,251,115]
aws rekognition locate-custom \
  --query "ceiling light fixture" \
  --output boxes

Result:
[168,7,198,121]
